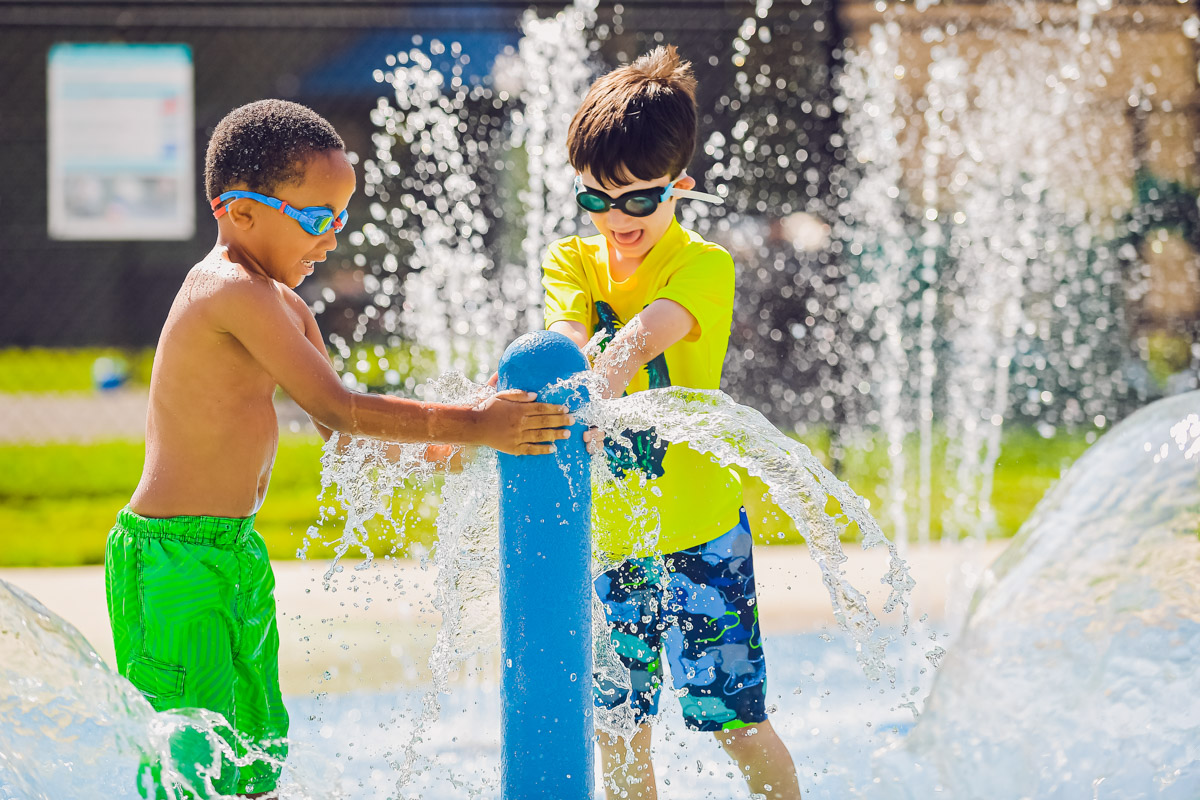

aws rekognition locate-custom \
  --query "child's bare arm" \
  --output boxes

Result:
[550,301,695,398]
[215,280,571,455]
[549,304,692,455]
[297,301,468,468]
[590,299,696,398]
[549,320,590,350]
[296,300,338,443]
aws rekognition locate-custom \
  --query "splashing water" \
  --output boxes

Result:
[510,0,599,333]
[306,371,915,795]
[305,373,503,791]
[830,14,1137,559]
[4,389,1197,798]
[345,0,1198,573]
[0,581,338,800]
[580,386,915,680]
[867,391,1200,798]
[300,383,1200,800]
[5,2,1196,797]
[353,0,599,382]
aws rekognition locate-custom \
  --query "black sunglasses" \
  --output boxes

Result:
[573,175,723,217]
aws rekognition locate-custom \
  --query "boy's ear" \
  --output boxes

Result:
[676,174,697,191]
[224,198,256,230]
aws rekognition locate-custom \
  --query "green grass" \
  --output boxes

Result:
[0,348,156,392]
[0,425,1096,567]
[735,424,1093,546]
[0,436,440,567]
[0,344,441,395]
[830,425,1090,540]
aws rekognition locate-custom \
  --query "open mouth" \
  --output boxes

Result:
[611,229,643,247]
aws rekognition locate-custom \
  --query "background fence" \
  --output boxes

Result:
[1,0,1197,563]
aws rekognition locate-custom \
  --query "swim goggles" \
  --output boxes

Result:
[573,175,723,217]
[210,190,348,236]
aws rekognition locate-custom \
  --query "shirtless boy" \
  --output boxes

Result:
[104,99,571,797]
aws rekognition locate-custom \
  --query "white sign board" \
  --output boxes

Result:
[47,43,195,240]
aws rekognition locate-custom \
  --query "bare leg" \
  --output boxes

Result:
[712,720,801,800]
[599,723,658,800]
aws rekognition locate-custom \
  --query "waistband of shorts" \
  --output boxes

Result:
[117,506,256,550]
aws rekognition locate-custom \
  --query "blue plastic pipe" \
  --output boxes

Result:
[496,330,594,800]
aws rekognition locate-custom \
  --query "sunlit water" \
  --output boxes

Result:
[872,391,1200,799]
[304,370,919,787]
[4,0,1198,797]
[0,579,341,800]
[350,0,1198,565]
[3,388,1198,798]
[0,376,921,799]
[832,12,1140,557]
[0,577,927,799]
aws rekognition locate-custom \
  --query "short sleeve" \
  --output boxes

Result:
[542,238,592,329]
[653,247,734,342]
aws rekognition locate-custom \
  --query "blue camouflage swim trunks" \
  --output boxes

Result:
[593,509,769,732]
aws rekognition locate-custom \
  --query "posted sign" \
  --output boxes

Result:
[47,43,195,241]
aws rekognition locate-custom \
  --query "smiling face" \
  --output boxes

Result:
[219,149,356,288]
[579,168,695,267]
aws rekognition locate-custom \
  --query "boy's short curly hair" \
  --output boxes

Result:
[567,45,698,188]
[204,99,345,201]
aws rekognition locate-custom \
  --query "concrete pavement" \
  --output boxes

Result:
[0,539,1006,695]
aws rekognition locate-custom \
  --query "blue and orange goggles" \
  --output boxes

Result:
[211,190,348,236]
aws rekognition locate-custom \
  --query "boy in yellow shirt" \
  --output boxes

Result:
[542,47,801,800]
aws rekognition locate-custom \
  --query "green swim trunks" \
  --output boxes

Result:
[105,506,289,797]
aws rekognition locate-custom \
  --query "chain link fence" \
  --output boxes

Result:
[0,0,841,443]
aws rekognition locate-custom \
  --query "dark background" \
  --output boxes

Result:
[0,0,840,348]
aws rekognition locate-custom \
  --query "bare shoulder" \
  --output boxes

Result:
[272,284,319,341]
[279,283,316,319]
[180,249,266,301]
[188,251,287,328]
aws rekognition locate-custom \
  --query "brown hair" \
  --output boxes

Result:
[567,45,698,189]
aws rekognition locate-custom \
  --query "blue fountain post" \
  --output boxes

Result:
[496,330,594,800]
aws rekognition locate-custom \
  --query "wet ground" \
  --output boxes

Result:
[0,539,1002,694]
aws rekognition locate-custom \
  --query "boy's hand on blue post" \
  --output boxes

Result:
[490,370,598,453]
[491,368,600,454]
[476,389,573,456]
